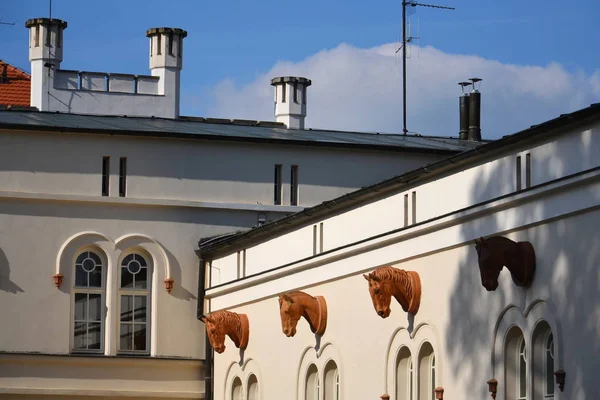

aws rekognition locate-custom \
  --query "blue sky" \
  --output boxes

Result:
[3,0,600,138]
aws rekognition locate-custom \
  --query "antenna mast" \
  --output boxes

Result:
[399,1,454,135]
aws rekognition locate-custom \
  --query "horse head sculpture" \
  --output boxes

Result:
[474,236,536,291]
[278,291,327,337]
[201,310,249,354]
[363,266,421,318]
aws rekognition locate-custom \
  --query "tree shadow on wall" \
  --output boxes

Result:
[445,126,600,398]
[0,247,23,294]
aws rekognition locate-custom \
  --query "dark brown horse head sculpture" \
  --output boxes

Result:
[201,310,249,354]
[363,266,421,318]
[278,291,327,337]
[474,236,536,291]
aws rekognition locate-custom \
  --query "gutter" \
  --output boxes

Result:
[0,123,466,156]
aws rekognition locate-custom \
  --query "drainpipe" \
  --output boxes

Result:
[196,255,213,400]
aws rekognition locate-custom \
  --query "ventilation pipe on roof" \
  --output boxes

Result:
[271,76,312,129]
[458,81,471,140]
[468,77,482,141]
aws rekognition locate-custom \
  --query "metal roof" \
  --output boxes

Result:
[0,109,482,154]
[197,102,600,258]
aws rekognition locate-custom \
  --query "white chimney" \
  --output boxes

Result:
[145,27,187,118]
[271,76,311,129]
[25,18,68,110]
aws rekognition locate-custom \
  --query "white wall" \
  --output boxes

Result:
[208,185,600,400]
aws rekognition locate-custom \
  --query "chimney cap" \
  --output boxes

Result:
[145,27,188,38]
[270,76,312,87]
[25,18,67,29]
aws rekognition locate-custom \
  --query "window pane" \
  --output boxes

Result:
[75,264,88,287]
[135,254,147,267]
[134,296,147,322]
[519,341,527,399]
[123,254,134,265]
[89,294,102,321]
[120,323,132,351]
[88,265,102,287]
[121,266,134,288]
[134,324,147,351]
[135,267,147,289]
[89,252,102,265]
[88,322,102,349]
[73,322,86,349]
[546,334,555,395]
[76,252,88,264]
[121,295,133,322]
[74,293,87,320]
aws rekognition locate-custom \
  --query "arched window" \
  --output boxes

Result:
[517,337,527,400]
[118,252,151,354]
[324,360,340,400]
[418,342,435,400]
[430,355,436,400]
[231,377,243,400]
[532,321,555,399]
[306,364,319,400]
[396,347,413,400]
[505,327,527,400]
[335,369,340,400]
[247,374,259,400]
[72,249,105,352]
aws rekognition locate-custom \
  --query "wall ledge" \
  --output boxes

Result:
[0,190,305,213]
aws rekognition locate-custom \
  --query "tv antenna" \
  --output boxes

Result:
[0,19,16,26]
[396,1,454,135]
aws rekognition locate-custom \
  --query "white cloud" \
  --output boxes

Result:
[206,43,600,139]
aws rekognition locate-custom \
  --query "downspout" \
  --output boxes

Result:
[196,255,213,400]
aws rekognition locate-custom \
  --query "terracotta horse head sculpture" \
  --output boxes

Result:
[474,236,536,291]
[363,266,421,318]
[201,310,249,354]
[278,291,327,337]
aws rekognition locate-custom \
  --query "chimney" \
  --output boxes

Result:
[270,76,312,129]
[468,77,482,141]
[458,81,471,140]
[25,18,68,110]
[145,27,187,118]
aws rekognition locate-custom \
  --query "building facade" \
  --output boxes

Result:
[0,16,481,399]
[199,104,600,400]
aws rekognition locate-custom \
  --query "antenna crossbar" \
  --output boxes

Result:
[400,1,454,135]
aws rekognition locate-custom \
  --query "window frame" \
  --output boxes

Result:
[231,376,243,400]
[71,248,106,354]
[117,250,152,355]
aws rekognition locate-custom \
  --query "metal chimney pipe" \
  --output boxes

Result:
[458,82,471,140]
[468,77,482,141]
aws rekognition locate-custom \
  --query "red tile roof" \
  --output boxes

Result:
[0,60,31,107]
